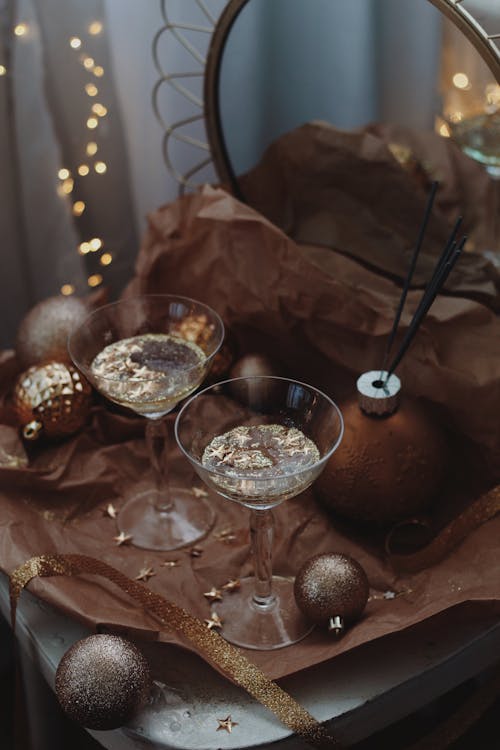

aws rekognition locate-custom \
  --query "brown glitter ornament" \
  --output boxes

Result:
[294,553,369,634]
[316,371,447,524]
[13,361,92,440]
[55,634,152,730]
[16,295,88,368]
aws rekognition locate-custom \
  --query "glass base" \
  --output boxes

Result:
[118,487,215,551]
[214,576,314,650]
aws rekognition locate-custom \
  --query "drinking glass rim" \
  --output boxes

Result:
[174,375,344,482]
[67,293,225,384]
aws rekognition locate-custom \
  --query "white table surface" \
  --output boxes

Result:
[2,571,500,749]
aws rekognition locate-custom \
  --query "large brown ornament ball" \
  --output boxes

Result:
[316,397,446,524]
[13,361,92,440]
[55,634,152,730]
[16,295,88,368]
[294,553,369,629]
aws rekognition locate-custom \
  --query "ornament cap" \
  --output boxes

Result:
[328,615,344,636]
[23,420,42,440]
[357,370,401,416]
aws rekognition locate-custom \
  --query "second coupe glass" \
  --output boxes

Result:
[175,376,343,650]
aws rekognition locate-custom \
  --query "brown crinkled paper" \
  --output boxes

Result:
[1,134,500,681]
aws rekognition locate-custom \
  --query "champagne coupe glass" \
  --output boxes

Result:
[175,376,343,650]
[438,23,500,266]
[68,294,224,551]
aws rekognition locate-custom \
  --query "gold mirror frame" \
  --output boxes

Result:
[203,0,500,194]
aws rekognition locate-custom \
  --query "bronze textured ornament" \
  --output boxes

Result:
[16,295,88,368]
[316,371,446,524]
[294,553,369,634]
[13,361,92,440]
[55,634,152,730]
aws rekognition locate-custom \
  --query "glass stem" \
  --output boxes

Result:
[145,417,173,513]
[250,509,276,609]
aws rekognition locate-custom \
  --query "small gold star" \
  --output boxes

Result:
[113,531,132,546]
[214,527,236,543]
[104,503,118,519]
[204,612,223,630]
[192,486,208,498]
[190,546,203,558]
[221,579,241,592]
[203,587,223,603]
[216,715,238,733]
[161,560,180,569]
[135,566,156,582]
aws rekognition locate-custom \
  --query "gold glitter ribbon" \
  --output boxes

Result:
[388,484,500,573]
[9,554,341,749]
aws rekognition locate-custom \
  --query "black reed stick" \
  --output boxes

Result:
[381,181,439,372]
[386,235,466,378]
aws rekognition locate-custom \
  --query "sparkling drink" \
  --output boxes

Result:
[91,333,206,416]
[202,424,320,507]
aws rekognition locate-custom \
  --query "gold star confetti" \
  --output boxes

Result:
[204,612,223,630]
[104,503,118,519]
[161,560,180,569]
[221,578,241,592]
[192,486,208,498]
[214,527,236,543]
[113,531,132,546]
[216,715,238,733]
[190,546,203,558]
[203,587,223,603]
[135,566,156,582]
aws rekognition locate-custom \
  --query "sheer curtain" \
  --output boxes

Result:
[0,0,157,347]
[0,0,458,348]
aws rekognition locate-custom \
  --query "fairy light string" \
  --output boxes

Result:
[51,19,112,294]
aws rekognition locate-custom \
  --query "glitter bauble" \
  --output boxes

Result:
[13,361,92,440]
[229,353,282,380]
[16,295,88,369]
[294,553,369,632]
[55,634,152,730]
[316,396,446,524]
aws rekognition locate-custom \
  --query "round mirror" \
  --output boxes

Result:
[205,0,500,272]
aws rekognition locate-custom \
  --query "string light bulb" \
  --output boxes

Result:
[88,274,103,288]
[86,117,98,129]
[79,242,91,255]
[94,161,107,174]
[90,238,102,251]
[452,72,470,90]
[61,284,75,296]
[93,66,104,77]
[77,164,90,176]
[91,103,107,117]
[100,253,113,266]
[86,142,98,156]
[85,83,98,97]
[58,168,70,180]
[72,201,85,216]
[14,23,28,37]
[69,37,82,49]
[88,21,103,35]
[62,178,74,195]
[83,56,95,70]
[0,65,6,76]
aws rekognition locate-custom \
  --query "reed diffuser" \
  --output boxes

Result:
[317,183,464,525]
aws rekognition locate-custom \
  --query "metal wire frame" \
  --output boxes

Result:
[154,0,500,195]
[152,0,222,194]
